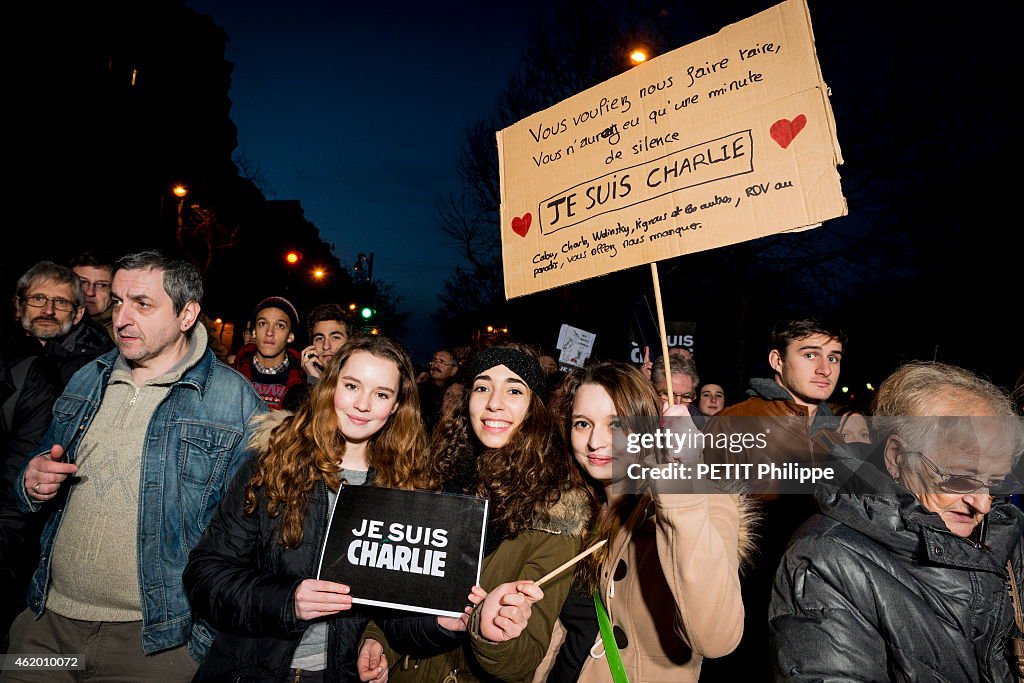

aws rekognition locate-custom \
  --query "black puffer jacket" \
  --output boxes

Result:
[770,489,1024,682]
[184,412,456,683]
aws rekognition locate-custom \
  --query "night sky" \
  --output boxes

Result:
[184,0,547,359]
[178,1,1018,391]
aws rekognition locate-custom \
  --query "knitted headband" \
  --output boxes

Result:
[464,346,546,396]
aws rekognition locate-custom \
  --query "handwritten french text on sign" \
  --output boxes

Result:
[497,0,845,299]
[318,487,488,617]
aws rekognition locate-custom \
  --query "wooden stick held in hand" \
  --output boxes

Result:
[534,539,608,589]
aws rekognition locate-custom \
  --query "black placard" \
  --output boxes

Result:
[318,486,488,617]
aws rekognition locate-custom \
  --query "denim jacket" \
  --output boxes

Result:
[15,344,267,659]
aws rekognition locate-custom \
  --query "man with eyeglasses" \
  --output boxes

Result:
[770,361,1024,682]
[69,250,116,341]
[650,353,700,416]
[7,250,266,681]
[11,261,114,388]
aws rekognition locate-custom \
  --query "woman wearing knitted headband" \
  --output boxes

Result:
[376,342,590,682]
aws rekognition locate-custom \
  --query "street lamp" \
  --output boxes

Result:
[630,49,648,64]
[172,184,188,230]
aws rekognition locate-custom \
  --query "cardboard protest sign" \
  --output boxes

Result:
[318,487,488,617]
[556,324,596,368]
[497,0,845,299]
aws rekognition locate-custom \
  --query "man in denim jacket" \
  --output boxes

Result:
[6,251,267,682]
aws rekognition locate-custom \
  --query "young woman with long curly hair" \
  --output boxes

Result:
[535,361,757,682]
[184,335,441,682]
[374,343,590,682]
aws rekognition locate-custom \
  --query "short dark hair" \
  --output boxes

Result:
[306,303,350,338]
[114,250,203,315]
[17,261,85,308]
[769,317,846,355]
[69,250,116,272]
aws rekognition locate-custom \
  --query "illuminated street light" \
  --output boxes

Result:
[285,251,302,265]
[172,184,188,230]
[630,49,648,64]
[313,268,326,280]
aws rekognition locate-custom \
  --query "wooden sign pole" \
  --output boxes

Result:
[650,263,675,407]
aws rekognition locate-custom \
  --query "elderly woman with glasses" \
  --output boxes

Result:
[770,361,1024,682]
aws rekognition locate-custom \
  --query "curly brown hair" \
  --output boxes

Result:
[245,335,430,548]
[551,361,661,589]
[427,342,571,537]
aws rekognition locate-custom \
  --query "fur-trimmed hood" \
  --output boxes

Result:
[733,493,760,571]
[247,409,292,456]
[530,487,591,537]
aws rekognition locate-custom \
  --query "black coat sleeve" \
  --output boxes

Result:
[184,460,307,638]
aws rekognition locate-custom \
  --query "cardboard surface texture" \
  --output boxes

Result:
[497,0,845,299]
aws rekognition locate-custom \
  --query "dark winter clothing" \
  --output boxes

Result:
[771,487,1024,682]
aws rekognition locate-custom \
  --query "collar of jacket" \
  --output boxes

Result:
[93,324,214,399]
[530,487,591,536]
[817,488,1024,570]
[747,377,838,430]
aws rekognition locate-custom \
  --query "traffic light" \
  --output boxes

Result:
[360,306,375,320]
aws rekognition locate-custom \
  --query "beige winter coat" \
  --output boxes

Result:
[535,493,757,682]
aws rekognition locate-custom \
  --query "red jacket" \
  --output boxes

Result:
[232,345,306,410]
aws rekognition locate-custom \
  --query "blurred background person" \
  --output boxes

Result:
[698,382,727,417]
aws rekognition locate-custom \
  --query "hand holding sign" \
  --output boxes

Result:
[293,579,352,621]
[437,585,486,632]
[478,581,544,642]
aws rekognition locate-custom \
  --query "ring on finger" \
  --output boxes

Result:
[32,482,41,493]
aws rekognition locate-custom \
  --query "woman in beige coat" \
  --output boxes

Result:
[535,361,756,682]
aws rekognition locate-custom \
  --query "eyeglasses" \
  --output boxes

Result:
[658,390,696,404]
[78,278,111,293]
[21,294,76,312]
[909,451,1007,494]
[431,357,456,367]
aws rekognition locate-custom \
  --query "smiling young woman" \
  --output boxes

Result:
[376,343,590,682]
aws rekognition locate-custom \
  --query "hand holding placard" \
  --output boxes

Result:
[293,579,352,620]
[437,585,487,632]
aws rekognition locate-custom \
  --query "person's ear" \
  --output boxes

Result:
[287,331,295,344]
[179,301,200,332]
[72,306,85,326]
[390,401,399,416]
[883,435,904,479]
[768,348,783,374]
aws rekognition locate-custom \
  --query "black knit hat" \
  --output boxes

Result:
[252,296,300,331]
[464,346,546,396]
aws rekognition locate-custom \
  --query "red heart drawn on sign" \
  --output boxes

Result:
[770,115,807,149]
[511,213,532,237]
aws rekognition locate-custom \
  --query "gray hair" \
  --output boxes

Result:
[650,354,700,388]
[114,250,203,316]
[16,261,85,309]
[872,361,1023,467]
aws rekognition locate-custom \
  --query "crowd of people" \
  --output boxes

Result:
[1,250,1022,682]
